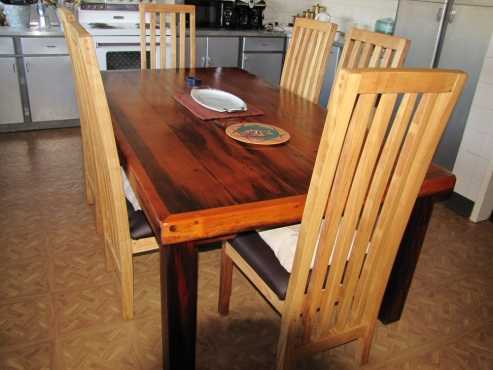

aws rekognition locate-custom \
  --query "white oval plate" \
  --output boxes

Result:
[190,88,247,113]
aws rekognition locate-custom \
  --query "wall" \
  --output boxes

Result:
[453,32,493,222]
[264,0,398,32]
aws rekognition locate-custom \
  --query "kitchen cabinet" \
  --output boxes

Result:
[24,56,78,122]
[190,36,239,68]
[0,58,24,125]
[206,37,239,67]
[242,52,283,86]
[194,37,207,67]
[242,37,285,86]
[0,37,15,54]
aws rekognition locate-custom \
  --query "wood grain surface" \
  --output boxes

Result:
[102,68,455,245]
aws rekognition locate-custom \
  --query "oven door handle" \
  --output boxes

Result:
[96,42,142,48]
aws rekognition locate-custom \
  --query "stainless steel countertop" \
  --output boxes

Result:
[0,25,287,38]
[0,25,64,36]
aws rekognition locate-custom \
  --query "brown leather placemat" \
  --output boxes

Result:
[174,92,264,121]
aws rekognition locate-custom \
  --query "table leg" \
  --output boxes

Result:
[160,242,198,370]
[379,197,434,324]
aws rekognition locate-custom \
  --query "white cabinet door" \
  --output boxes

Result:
[207,37,239,67]
[0,58,24,125]
[242,52,283,86]
[24,56,79,122]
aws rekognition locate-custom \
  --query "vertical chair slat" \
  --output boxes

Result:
[179,12,186,68]
[358,42,373,68]
[190,12,196,68]
[287,27,309,92]
[171,12,177,68]
[346,39,362,68]
[380,48,393,68]
[160,13,166,69]
[150,12,157,69]
[368,45,382,68]
[139,7,146,69]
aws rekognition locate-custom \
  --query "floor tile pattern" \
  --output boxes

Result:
[0,128,492,369]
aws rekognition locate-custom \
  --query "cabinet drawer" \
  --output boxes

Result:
[243,37,285,52]
[21,37,68,55]
[0,38,15,55]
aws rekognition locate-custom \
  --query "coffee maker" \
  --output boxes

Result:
[234,0,265,29]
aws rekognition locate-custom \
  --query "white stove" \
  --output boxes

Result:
[76,1,172,70]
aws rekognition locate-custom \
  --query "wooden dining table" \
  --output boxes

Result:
[102,67,455,370]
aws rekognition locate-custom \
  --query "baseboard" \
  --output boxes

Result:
[444,192,474,218]
[0,119,80,133]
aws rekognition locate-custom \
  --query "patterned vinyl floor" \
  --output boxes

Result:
[0,128,492,370]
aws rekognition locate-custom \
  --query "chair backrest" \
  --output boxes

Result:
[59,7,97,200]
[338,28,410,69]
[61,13,133,278]
[280,18,338,104]
[281,68,466,353]
[139,3,196,69]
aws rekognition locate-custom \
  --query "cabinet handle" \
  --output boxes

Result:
[45,44,57,48]
[12,63,16,73]
[25,63,30,72]
[448,9,456,24]
[436,7,443,22]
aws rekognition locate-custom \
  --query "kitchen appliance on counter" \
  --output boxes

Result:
[235,0,264,29]
[185,0,265,29]
[185,0,234,28]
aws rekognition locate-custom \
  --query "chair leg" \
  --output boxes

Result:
[276,337,294,370]
[358,323,376,365]
[120,273,134,320]
[120,245,134,320]
[218,244,233,316]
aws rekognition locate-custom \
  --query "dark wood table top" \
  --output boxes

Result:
[102,67,455,245]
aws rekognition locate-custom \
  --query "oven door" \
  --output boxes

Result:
[94,36,171,70]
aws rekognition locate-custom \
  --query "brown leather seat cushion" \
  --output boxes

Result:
[230,231,290,300]
[126,200,154,240]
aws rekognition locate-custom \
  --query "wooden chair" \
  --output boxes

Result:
[60,9,159,320]
[280,18,338,104]
[59,8,98,217]
[338,28,410,69]
[219,68,466,369]
[139,3,196,69]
